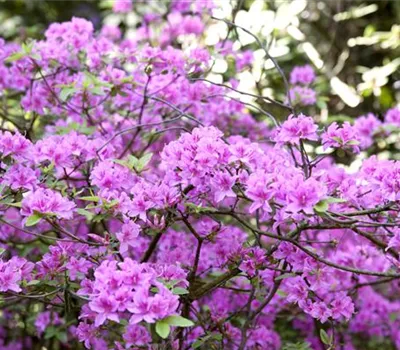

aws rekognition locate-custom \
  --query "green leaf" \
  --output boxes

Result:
[155,321,170,339]
[5,52,26,63]
[319,329,331,345]
[164,315,194,327]
[76,208,94,221]
[5,201,22,208]
[192,333,222,349]
[90,87,105,96]
[192,339,203,349]
[22,41,34,54]
[136,153,153,171]
[59,87,77,101]
[172,287,189,295]
[314,201,329,213]
[44,326,58,339]
[346,140,360,146]
[282,341,312,350]
[113,159,129,167]
[276,289,288,297]
[119,318,129,326]
[56,331,68,343]
[325,196,347,204]
[275,273,297,281]
[78,196,100,202]
[26,279,41,286]
[314,196,346,213]
[26,213,42,227]
[185,203,217,214]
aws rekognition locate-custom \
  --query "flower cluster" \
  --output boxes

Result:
[0,1,399,349]
[288,65,317,106]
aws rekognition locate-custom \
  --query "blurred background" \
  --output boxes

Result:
[1,0,399,115]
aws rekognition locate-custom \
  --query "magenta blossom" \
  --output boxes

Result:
[289,86,317,106]
[290,65,316,85]
[275,114,318,145]
[112,0,132,13]
[286,177,326,214]
[21,188,76,221]
[116,220,141,254]
[321,122,361,152]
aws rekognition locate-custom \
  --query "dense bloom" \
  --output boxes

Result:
[321,122,361,152]
[274,114,318,145]
[21,188,76,220]
[116,220,141,254]
[286,176,326,214]
[0,257,33,293]
[0,6,399,350]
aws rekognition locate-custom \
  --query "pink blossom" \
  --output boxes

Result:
[290,65,316,85]
[21,188,76,221]
[116,220,141,254]
[112,0,132,13]
[275,114,318,145]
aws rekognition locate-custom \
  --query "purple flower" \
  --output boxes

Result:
[112,0,132,13]
[89,292,120,326]
[127,288,156,324]
[385,107,400,126]
[116,220,141,254]
[2,164,38,190]
[286,177,326,214]
[275,114,318,145]
[210,171,236,203]
[353,113,381,149]
[0,263,22,292]
[310,301,332,323]
[35,311,62,335]
[245,171,274,213]
[330,292,354,321]
[21,188,76,221]
[66,257,93,281]
[290,65,316,85]
[236,50,254,71]
[289,86,317,106]
[0,257,33,293]
[387,229,400,251]
[76,322,97,349]
[123,324,151,347]
[0,131,32,159]
[321,122,361,153]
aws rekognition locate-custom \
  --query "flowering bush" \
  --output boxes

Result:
[0,1,400,349]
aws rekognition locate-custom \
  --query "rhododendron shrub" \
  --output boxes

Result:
[0,1,400,349]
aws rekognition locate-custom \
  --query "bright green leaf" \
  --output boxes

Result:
[26,279,41,286]
[59,87,77,102]
[76,208,94,221]
[319,329,331,345]
[78,196,100,202]
[136,153,153,171]
[172,287,189,295]
[26,213,42,227]
[155,321,170,339]
[275,273,297,281]
[5,52,26,63]
[314,201,329,213]
[164,315,194,327]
